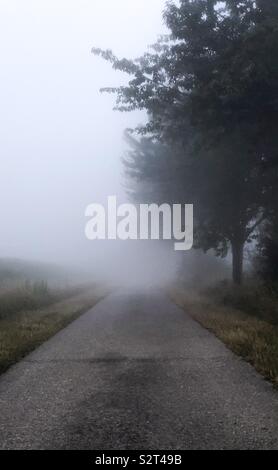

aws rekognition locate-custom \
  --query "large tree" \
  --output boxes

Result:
[93,0,278,284]
[255,213,278,283]
[123,132,185,205]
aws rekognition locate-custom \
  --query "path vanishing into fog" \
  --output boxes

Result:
[0,289,278,450]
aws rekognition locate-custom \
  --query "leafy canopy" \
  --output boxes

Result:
[93,0,278,282]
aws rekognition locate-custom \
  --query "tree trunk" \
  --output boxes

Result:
[232,240,244,285]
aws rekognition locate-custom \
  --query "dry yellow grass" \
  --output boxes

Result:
[0,285,107,374]
[171,287,278,387]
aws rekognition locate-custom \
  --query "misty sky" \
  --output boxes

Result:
[0,0,179,284]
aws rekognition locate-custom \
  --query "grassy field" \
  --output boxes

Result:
[0,283,107,375]
[0,281,83,319]
[171,283,278,388]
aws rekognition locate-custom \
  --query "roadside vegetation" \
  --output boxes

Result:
[0,281,81,320]
[0,282,107,374]
[171,281,278,388]
[0,260,108,375]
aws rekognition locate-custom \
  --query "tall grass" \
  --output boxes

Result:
[171,283,278,388]
[0,281,84,320]
[206,280,278,325]
[0,285,106,374]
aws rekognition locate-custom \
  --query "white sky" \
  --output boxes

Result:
[0,0,179,284]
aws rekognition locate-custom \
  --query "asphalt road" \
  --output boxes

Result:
[0,289,278,450]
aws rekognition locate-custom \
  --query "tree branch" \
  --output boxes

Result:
[246,214,266,237]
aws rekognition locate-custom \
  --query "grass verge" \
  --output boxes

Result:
[0,285,107,375]
[171,286,278,388]
[0,281,84,319]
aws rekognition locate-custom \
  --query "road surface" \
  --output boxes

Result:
[0,289,278,450]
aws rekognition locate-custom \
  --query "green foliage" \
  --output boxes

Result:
[123,132,185,204]
[255,215,278,282]
[0,281,84,320]
[0,282,51,319]
[93,0,278,284]
[173,284,278,386]
[0,287,105,375]
[207,280,278,324]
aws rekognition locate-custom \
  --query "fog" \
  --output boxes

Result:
[0,0,182,286]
